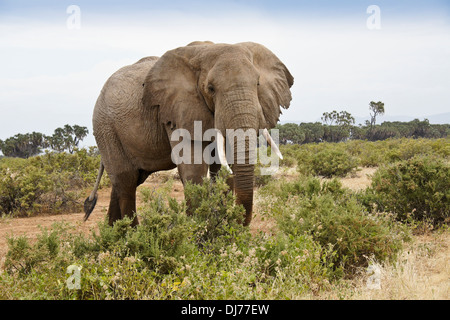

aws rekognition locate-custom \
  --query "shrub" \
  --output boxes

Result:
[0,164,51,214]
[259,175,407,273]
[280,194,405,273]
[73,197,194,274]
[254,161,273,187]
[278,138,449,173]
[0,149,108,216]
[3,223,73,276]
[284,143,359,177]
[361,155,450,225]
[259,174,343,203]
[184,168,249,253]
[310,147,359,177]
[278,144,298,168]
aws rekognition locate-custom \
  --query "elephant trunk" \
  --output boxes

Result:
[233,162,254,226]
[219,90,259,226]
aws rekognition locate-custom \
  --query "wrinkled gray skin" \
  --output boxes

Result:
[84,41,293,227]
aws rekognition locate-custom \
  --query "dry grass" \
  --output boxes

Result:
[315,229,450,300]
[339,167,377,191]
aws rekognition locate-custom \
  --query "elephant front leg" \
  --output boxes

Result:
[209,162,221,182]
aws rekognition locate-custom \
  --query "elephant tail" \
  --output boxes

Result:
[83,161,105,221]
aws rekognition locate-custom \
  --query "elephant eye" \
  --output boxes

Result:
[208,84,215,95]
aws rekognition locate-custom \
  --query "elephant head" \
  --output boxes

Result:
[142,41,293,225]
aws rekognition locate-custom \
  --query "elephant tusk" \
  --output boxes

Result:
[216,130,233,174]
[263,128,283,160]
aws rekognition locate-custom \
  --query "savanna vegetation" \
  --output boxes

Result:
[0,148,108,217]
[0,135,448,299]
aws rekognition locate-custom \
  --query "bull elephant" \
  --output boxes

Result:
[84,41,294,227]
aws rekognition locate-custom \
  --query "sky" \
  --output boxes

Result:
[0,0,449,147]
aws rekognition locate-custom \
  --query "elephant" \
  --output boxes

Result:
[84,41,294,227]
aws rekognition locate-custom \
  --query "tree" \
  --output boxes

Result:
[46,124,88,154]
[336,111,355,141]
[0,132,46,158]
[299,122,325,143]
[321,110,339,126]
[336,111,355,127]
[368,101,385,127]
[322,110,355,142]
[0,125,89,158]
[276,123,305,144]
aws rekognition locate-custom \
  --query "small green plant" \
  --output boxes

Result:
[3,223,73,276]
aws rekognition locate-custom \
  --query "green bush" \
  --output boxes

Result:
[259,175,407,273]
[0,149,108,216]
[281,143,359,177]
[0,164,51,214]
[278,138,449,174]
[309,147,359,177]
[254,161,274,187]
[259,174,345,203]
[345,138,449,167]
[361,156,450,225]
[281,194,405,273]
[4,224,69,276]
[184,169,249,253]
[278,144,298,168]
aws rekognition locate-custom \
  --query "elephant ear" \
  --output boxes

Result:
[238,42,294,129]
[142,44,214,139]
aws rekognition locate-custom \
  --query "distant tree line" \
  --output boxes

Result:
[277,119,449,145]
[0,124,88,158]
[277,101,449,144]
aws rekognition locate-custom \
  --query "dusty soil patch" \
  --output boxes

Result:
[340,167,377,191]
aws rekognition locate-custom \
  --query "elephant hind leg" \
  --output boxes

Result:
[137,169,152,186]
[119,194,138,227]
[107,188,121,226]
[108,170,139,227]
